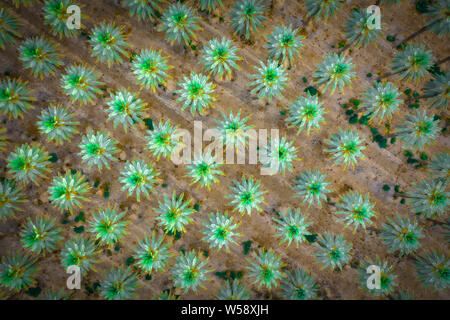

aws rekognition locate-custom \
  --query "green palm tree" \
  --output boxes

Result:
[415,250,449,291]
[88,207,130,246]
[89,23,129,67]
[280,269,318,300]
[0,8,21,50]
[0,179,25,221]
[229,0,267,41]
[422,71,449,110]
[398,0,450,47]
[20,216,62,254]
[7,143,51,185]
[360,81,403,123]
[37,105,79,145]
[313,233,352,270]
[0,251,37,291]
[159,3,201,46]
[313,53,355,95]
[124,0,162,21]
[343,8,384,50]
[199,37,242,80]
[246,248,284,289]
[357,257,398,297]
[264,24,304,68]
[381,44,434,83]
[18,37,64,79]
[171,250,211,293]
[0,78,35,119]
[99,267,138,300]
[249,59,288,103]
[272,208,312,247]
[395,110,440,151]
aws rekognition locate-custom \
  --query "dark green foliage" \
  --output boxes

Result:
[144,118,154,130]
[386,35,396,42]
[73,226,84,234]
[304,86,318,96]
[49,153,58,163]
[125,257,135,266]
[25,286,41,297]
[383,185,391,191]
[242,240,252,255]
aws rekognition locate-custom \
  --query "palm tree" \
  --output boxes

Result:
[334,191,376,232]
[130,49,172,92]
[422,71,449,110]
[342,7,384,51]
[325,129,366,169]
[380,214,423,256]
[357,257,397,297]
[0,179,25,221]
[159,3,201,46]
[18,37,64,79]
[37,105,79,145]
[60,236,100,275]
[272,208,312,247]
[7,143,51,185]
[360,81,403,123]
[48,171,90,213]
[145,120,182,160]
[20,216,62,254]
[398,0,450,47]
[12,0,40,7]
[264,24,304,68]
[415,250,449,291]
[43,0,82,38]
[0,127,7,150]
[0,251,37,291]
[280,269,318,300]
[171,250,211,293]
[61,64,104,105]
[227,176,265,216]
[429,152,449,179]
[395,110,440,151]
[249,59,288,103]
[88,207,130,246]
[124,0,162,21]
[0,78,35,119]
[313,233,352,270]
[99,267,138,300]
[105,89,147,132]
[216,280,250,300]
[199,37,242,80]
[186,152,223,189]
[293,169,331,207]
[89,23,129,67]
[313,53,355,95]
[261,136,297,175]
[246,248,284,289]
[176,72,216,115]
[119,159,160,202]
[133,231,172,274]
[214,110,253,150]
[379,44,434,82]
[201,212,241,251]
[303,0,341,26]
[229,0,267,42]
[155,191,195,234]
[285,93,326,135]
[199,0,223,13]
[407,177,448,218]
[78,130,120,170]
[0,8,21,50]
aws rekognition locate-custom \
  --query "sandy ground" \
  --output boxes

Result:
[0,0,449,300]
